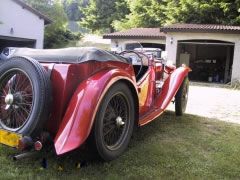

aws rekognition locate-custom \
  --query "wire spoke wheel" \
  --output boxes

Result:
[92,82,135,161]
[181,81,189,110]
[0,69,34,131]
[175,77,189,116]
[103,93,129,150]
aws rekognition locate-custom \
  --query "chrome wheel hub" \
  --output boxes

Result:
[116,116,125,127]
[4,94,14,110]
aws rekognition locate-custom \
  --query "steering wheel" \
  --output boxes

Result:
[119,51,144,79]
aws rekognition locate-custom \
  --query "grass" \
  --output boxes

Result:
[1,111,240,179]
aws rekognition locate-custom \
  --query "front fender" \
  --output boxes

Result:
[139,66,190,125]
[156,66,191,110]
[54,67,137,155]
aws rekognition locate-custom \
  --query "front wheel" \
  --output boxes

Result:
[91,82,135,161]
[175,77,189,116]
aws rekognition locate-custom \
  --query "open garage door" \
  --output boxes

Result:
[0,36,36,52]
[177,40,234,84]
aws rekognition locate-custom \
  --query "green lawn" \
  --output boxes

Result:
[1,111,240,179]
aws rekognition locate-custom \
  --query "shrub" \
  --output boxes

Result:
[44,29,82,49]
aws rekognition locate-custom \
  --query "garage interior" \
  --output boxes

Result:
[0,36,36,52]
[177,40,234,84]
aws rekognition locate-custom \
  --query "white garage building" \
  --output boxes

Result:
[0,0,51,50]
[103,28,166,51]
[104,24,240,84]
[161,24,240,84]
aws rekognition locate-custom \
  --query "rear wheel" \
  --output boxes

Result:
[91,82,135,161]
[0,57,51,136]
[175,77,189,116]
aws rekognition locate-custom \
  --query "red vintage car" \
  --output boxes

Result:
[0,47,190,161]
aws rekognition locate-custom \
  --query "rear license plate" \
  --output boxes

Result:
[0,129,22,148]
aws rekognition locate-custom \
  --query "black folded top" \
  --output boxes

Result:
[12,47,128,64]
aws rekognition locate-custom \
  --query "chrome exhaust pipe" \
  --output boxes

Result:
[12,151,37,161]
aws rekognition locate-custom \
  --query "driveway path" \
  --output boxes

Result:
[167,84,240,124]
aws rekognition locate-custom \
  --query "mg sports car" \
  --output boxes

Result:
[0,47,190,161]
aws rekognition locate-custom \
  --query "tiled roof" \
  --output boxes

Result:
[160,23,240,33]
[103,28,166,39]
[13,0,52,25]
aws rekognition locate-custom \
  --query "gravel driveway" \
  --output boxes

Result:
[167,83,240,124]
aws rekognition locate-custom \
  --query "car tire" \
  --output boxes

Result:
[0,56,51,137]
[175,76,189,116]
[90,82,135,161]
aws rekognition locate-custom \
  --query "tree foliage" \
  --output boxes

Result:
[24,0,81,48]
[63,0,89,21]
[81,0,240,32]
[113,0,166,30]
[24,0,240,35]
[81,0,130,32]
[164,0,240,25]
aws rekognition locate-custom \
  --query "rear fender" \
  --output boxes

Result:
[54,68,137,155]
[155,66,191,110]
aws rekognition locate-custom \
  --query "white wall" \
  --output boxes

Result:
[111,38,166,51]
[165,32,240,83]
[0,0,45,48]
[232,41,240,83]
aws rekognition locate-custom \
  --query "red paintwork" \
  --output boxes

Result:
[139,66,190,126]
[54,68,137,155]
[40,55,190,155]
[137,61,156,115]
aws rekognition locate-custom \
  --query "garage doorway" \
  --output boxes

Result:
[177,40,234,84]
[0,36,36,52]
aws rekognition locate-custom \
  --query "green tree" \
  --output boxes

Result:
[81,0,130,32]
[113,0,166,30]
[164,0,240,25]
[63,0,89,21]
[24,0,81,48]
[113,0,240,30]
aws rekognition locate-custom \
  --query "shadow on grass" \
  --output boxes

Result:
[1,111,240,179]
[34,111,192,162]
